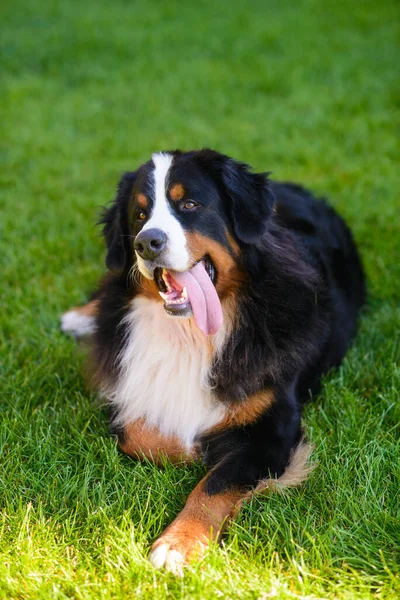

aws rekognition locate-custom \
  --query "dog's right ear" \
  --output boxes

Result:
[100,172,137,271]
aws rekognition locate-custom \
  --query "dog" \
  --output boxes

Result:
[61,149,365,573]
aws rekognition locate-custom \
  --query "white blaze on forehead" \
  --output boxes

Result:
[139,152,189,271]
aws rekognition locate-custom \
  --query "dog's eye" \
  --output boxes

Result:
[181,201,198,211]
[137,211,147,221]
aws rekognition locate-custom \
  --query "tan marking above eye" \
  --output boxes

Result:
[137,193,148,208]
[169,183,185,201]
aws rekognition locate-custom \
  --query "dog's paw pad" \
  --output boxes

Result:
[61,310,96,337]
[149,544,185,575]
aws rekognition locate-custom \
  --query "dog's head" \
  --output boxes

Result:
[102,150,273,334]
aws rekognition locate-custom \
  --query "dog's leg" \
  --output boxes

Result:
[61,299,99,337]
[117,419,199,465]
[149,390,313,573]
[149,440,312,574]
[149,475,244,574]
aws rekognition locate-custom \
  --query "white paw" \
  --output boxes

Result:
[61,310,96,337]
[149,544,185,576]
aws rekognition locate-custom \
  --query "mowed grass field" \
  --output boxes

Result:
[1,0,399,598]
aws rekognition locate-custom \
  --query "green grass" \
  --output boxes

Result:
[1,0,399,597]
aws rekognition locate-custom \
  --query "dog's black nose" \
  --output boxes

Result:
[134,228,167,260]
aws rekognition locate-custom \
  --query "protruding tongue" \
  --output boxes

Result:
[169,262,223,335]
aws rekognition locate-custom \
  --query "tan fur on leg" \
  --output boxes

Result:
[149,477,243,574]
[118,419,199,465]
[149,440,314,573]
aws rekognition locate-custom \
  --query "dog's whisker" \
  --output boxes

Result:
[129,264,142,288]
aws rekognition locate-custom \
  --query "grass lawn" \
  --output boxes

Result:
[1,0,399,597]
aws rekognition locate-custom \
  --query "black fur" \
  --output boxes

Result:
[184,149,274,243]
[100,171,137,271]
[91,149,365,496]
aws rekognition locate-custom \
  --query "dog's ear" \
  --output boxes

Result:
[101,172,137,270]
[195,150,273,244]
[221,158,274,244]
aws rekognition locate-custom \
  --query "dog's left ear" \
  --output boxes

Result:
[221,158,274,244]
[100,171,137,271]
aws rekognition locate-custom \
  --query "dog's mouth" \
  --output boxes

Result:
[154,256,216,314]
[155,268,192,317]
[153,256,222,335]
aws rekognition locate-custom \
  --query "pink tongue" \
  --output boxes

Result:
[169,262,223,335]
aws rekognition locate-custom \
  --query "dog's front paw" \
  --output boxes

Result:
[60,299,100,338]
[61,309,96,337]
[149,526,208,575]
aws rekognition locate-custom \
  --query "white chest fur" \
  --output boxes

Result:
[107,297,228,449]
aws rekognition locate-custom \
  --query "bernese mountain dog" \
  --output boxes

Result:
[61,149,365,573]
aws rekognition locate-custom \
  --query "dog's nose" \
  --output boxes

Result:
[134,228,167,260]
